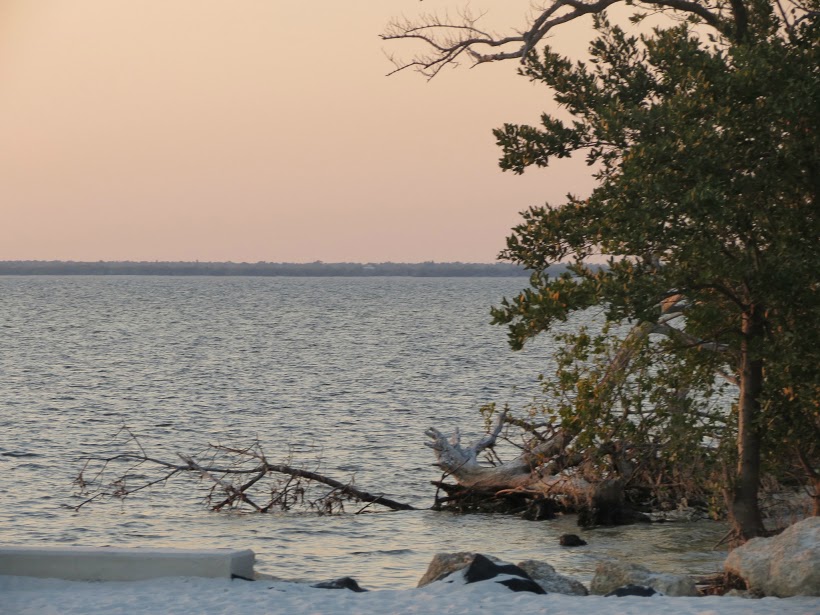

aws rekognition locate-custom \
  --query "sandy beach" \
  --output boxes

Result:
[3,574,819,615]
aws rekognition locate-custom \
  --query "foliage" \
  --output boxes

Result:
[489,2,819,533]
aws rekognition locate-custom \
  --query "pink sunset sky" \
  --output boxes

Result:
[0,1,601,263]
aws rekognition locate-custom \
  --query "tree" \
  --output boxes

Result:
[385,1,819,540]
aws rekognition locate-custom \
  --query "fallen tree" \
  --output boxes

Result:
[67,303,750,525]
[425,415,638,525]
[421,297,729,524]
[68,422,651,525]
[72,286,814,528]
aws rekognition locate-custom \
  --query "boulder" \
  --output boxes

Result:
[724,516,820,597]
[516,560,588,595]
[461,554,546,594]
[417,552,501,587]
[418,552,591,596]
[590,560,698,596]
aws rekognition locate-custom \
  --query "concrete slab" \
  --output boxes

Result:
[0,546,255,581]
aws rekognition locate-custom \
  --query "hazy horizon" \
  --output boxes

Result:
[1,1,603,263]
[0,258,521,265]
[2,259,505,264]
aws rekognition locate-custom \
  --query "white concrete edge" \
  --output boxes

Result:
[0,546,255,582]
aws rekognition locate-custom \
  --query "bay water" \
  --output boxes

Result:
[0,276,728,588]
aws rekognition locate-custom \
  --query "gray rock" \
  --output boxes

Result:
[590,560,698,597]
[417,552,501,588]
[724,516,820,597]
[419,552,589,596]
[516,560,588,595]
[461,554,546,594]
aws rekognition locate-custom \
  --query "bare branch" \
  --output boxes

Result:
[473,407,509,454]
[382,0,733,77]
[72,433,416,514]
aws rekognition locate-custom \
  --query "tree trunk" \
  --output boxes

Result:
[729,307,766,539]
[425,422,604,505]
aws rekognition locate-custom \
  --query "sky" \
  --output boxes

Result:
[0,1,600,263]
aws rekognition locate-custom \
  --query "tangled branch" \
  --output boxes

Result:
[70,427,415,514]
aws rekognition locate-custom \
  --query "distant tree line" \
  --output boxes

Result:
[0,260,573,277]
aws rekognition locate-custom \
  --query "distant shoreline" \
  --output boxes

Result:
[0,261,562,277]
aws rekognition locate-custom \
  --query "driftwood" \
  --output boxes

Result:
[425,414,656,526]
[422,305,705,523]
[426,411,620,508]
[71,428,415,514]
[425,413,586,494]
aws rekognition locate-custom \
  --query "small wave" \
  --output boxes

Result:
[350,549,414,556]
[1,451,40,458]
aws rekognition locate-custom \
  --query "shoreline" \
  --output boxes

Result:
[3,573,818,615]
[3,519,817,614]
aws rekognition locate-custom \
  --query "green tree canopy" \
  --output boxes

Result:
[488,2,819,538]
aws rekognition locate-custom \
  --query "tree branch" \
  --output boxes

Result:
[382,0,732,77]
[72,435,416,513]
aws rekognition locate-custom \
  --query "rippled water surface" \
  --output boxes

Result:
[0,276,728,588]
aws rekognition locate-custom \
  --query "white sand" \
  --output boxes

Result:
[2,575,818,615]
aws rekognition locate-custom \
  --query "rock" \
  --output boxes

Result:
[605,584,659,597]
[724,516,820,597]
[419,553,548,595]
[417,552,501,587]
[516,560,588,595]
[559,533,587,547]
[590,560,698,597]
[311,577,367,592]
[461,554,546,595]
[419,552,588,596]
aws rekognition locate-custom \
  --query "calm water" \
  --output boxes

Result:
[0,276,728,588]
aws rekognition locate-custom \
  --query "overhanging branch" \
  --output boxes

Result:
[382,0,733,77]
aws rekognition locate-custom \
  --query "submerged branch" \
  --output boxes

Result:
[72,431,415,514]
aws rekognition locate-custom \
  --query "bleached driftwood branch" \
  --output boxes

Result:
[425,409,590,501]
